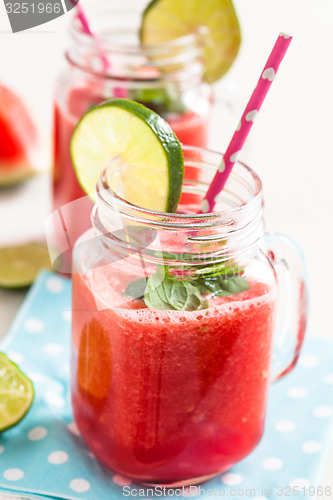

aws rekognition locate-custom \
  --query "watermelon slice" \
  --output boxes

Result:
[0,83,38,186]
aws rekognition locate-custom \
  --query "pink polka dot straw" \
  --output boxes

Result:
[199,33,292,214]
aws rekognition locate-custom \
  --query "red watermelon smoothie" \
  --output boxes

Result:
[53,85,209,246]
[71,258,276,484]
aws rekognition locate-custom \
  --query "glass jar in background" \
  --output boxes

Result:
[71,146,308,486]
[52,1,212,266]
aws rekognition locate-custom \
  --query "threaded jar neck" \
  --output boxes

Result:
[91,146,264,267]
[67,2,205,86]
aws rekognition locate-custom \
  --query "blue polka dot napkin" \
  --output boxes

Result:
[1,271,333,500]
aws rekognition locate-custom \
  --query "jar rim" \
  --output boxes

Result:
[67,5,204,81]
[69,16,202,55]
[95,145,263,230]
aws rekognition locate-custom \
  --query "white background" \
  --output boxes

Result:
[0,0,332,494]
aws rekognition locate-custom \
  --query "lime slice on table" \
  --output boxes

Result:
[71,99,184,212]
[0,243,52,289]
[140,0,241,83]
[0,352,34,432]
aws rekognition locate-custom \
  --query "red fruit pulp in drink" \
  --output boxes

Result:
[71,262,276,484]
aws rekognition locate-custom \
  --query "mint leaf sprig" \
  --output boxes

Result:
[144,266,209,311]
[124,260,250,311]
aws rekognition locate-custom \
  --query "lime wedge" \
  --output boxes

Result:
[0,243,52,288]
[71,99,184,212]
[0,352,34,432]
[140,0,241,83]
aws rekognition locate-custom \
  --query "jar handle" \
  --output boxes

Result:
[263,233,309,383]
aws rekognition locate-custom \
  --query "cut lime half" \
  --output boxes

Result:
[140,0,241,83]
[0,352,34,432]
[71,99,184,212]
[0,243,52,289]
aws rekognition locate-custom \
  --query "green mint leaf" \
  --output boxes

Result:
[126,259,250,312]
[193,260,243,278]
[164,279,186,309]
[168,280,209,311]
[182,281,209,311]
[124,277,148,300]
[198,275,250,297]
[144,267,173,309]
[144,268,209,311]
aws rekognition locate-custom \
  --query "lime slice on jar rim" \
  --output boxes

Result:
[0,352,34,432]
[70,98,184,213]
[140,0,241,83]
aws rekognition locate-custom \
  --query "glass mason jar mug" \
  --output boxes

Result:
[53,1,212,253]
[71,146,308,486]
